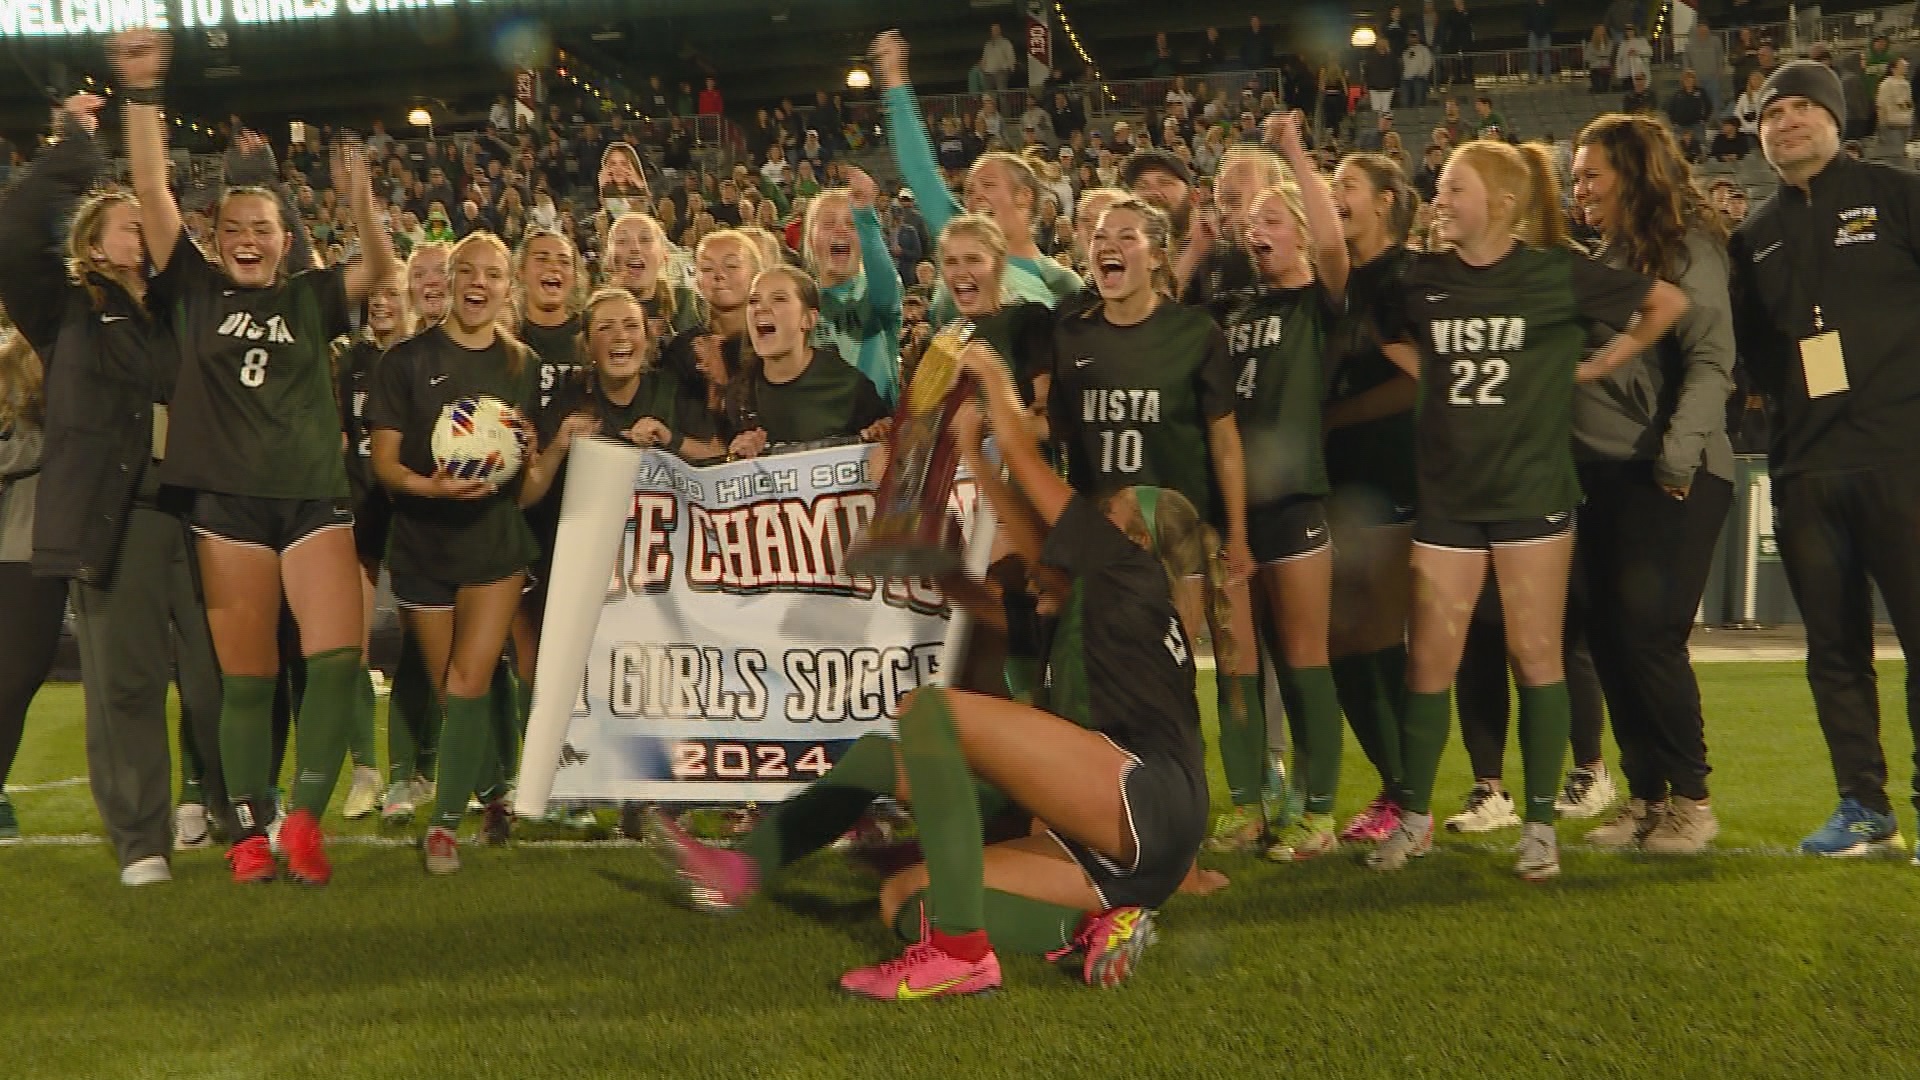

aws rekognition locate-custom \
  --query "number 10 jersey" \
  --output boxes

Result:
[152,229,354,500]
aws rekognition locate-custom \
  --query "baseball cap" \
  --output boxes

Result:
[1119,148,1194,190]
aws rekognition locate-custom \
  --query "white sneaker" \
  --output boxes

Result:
[1445,783,1522,833]
[1554,764,1618,819]
[120,855,172,886]
[173,803,211,851]
[342,765,383,821]
[410,775,436,808]
[1514,822,1560,881]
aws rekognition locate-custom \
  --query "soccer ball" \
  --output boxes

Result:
[431,395,531,485]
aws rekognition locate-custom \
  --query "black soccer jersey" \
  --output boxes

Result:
[521,313,584,412]
[1384,244,1652,521]
[1050,301,1237,527]
[540,366,682,443]
[1041,495,1205,789]
[335,336,384,509]
[742,345,890,447]
[152,232,353,499]
[970,301,1055,405]
[1325,249,1417,509]
[1215,282,1336,506]
[365,326,541,585]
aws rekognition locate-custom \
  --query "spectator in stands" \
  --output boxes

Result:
[890,203,923,286]
[1614,25,1652,89]
[1882,57,1915,161]
[1866,34,1896,108]
[698,77,724,117]
[1050,89,1086,142]
[1150,31,1179,78]
[1439,0,1473,87]
[1622,73,1655,115]
[978,95,1005,141]
[1675,128,1704,164]
[799,129,830,170]
[1843,51,1875,143]
[1364,37,1401,114]
[1710,116,1752,161]
[1472,95,1506,139]
[1195,125,1227,174]
[1166,75,1197,111]
[1585,24,1614,95]
[1242,15,1274,73]
[1385,4,1409,54]
[489,95,511,131]
[982,23,1018,92]
[1200,26,1228,70]
[1734,69,1764,136]
[1021,94,1056,148]
[1413,141,1443,200]
[936,116,972,179]
[1666,69,1712,145]
[1754,41,1779,85]
[365,118,394,162]
[1420,0,1442,60]
[1689,19,1728,109]
[746,109,779,164]
[1121,148,1195,245]
[1523,0,1554,80]
[1729,28,1759,91]
[677,80,697,116]
[1360,110,1396,151]
[1440,97,1468,142]
[761,144,791,192]
[1402,31,1435,107]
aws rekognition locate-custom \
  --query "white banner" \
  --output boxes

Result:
[517,440,987,813]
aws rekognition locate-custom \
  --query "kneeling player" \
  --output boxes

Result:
[653,340,1213,998]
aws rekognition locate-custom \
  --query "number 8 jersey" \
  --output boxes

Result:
[152,229,354,500]
[1049,300,1237,527]
[1386,245,1651,521]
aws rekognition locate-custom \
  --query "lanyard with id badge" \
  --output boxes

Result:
[1791,211,1850,400]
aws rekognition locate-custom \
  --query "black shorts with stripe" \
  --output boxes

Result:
[1413,507,1576,552]
[190,492,354,553]
[1046,739,1207,911]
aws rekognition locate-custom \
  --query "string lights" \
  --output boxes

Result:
[555,50,648,121]
[1053,2,1111,99]
[81,72,217,137]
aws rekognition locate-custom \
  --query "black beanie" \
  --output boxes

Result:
[1759,60,1846,130]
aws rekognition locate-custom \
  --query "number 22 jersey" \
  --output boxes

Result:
[151,229,354,500]
[1385,245,1650,521]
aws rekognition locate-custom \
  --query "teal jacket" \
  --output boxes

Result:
[812,206,903,407]
[883,85,1082,324]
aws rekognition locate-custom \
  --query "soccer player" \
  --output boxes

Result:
[1323,152,1420,846]
[1370,139,1688,880]
[112,28,401,885]
[333,279,412,821]
[1211,113,1351,861]
[1050,197,1260,857]
[802,166,904,406]
[872,30,1083,323]
[724,266,891,458]
[657,229,763,459]
[655,340,1213,997]
[367,232,590,874]
[603,213,703,343]
[544,288,682,448]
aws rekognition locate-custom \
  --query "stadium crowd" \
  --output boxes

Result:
[1,12,1919,999]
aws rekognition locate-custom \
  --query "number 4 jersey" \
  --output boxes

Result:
[152,230,354,500]
[1050,301,1237,528]
[1387,245,1650,521]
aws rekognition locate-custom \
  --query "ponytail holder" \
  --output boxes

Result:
[1133,485,1161,556]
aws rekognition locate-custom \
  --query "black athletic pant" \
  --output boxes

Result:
[1577,461,1731,803]
[1773,465,1920,816]
[0,563,68,785]
[1456,574,1606,781]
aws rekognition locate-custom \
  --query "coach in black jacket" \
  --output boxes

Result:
[1729,61,1920,857]
[0,99,232,879]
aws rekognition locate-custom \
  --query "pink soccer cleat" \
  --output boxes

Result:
[839,939,1002,1002]
[1340,794,1403,844]
[646,809,760,914]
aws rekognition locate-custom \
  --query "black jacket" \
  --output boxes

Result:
[0,128,179,582]
[1730,153,1920,476]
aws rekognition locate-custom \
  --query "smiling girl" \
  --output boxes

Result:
[113,28,400,885]
[604,213,703,343]
[1371,139,1689,880]
[803,166,904,407]
[658,229,764,459]
[368,232,587,874]
[726,266,891,459]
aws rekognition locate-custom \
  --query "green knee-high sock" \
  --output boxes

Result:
[898,688,985,936]
[432,692,492,831]
[1282,665,1344,815]
[739,732,898,877]
[478,661,518,800]
[1217,673,1268,807]
[1399,690,1453,816]
[388,634,430,786]
[1518,682,1571,825]
[1332,654,1395,792]
[289,647,363,817]
[348,663,377,770]
[894,889,1086,956]
[219,674,276,834]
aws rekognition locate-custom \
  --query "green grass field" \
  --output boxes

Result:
[4,664,1919,1080]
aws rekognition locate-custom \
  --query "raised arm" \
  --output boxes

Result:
[847,168,903,327]
[336,140,401,304]
[107,29,183,272]
[0,96,106,356]
[1268,111,1349,303]
[873,31,961,241]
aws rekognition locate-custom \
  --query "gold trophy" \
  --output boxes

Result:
[848,321,979,579]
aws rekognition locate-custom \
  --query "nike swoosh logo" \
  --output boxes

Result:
[430,375,450,386]
[1074,356,1093,368]
[222,289,237,297]
[1306,527,1327,540]
[1425,293,1448,302]
[895,976,965,1001]
[100,315,128,323]
[1752,241,1782,262]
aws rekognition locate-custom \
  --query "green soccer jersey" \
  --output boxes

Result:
[1386,244,1652,521]
[742,344,891,448]
[153,232,353,500]
[365,326,541,586]
[1216,282,1335,506]
[1050,300,1237,526]
[1325,249,1418,510]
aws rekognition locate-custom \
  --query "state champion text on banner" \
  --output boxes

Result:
[535,441,981,806]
